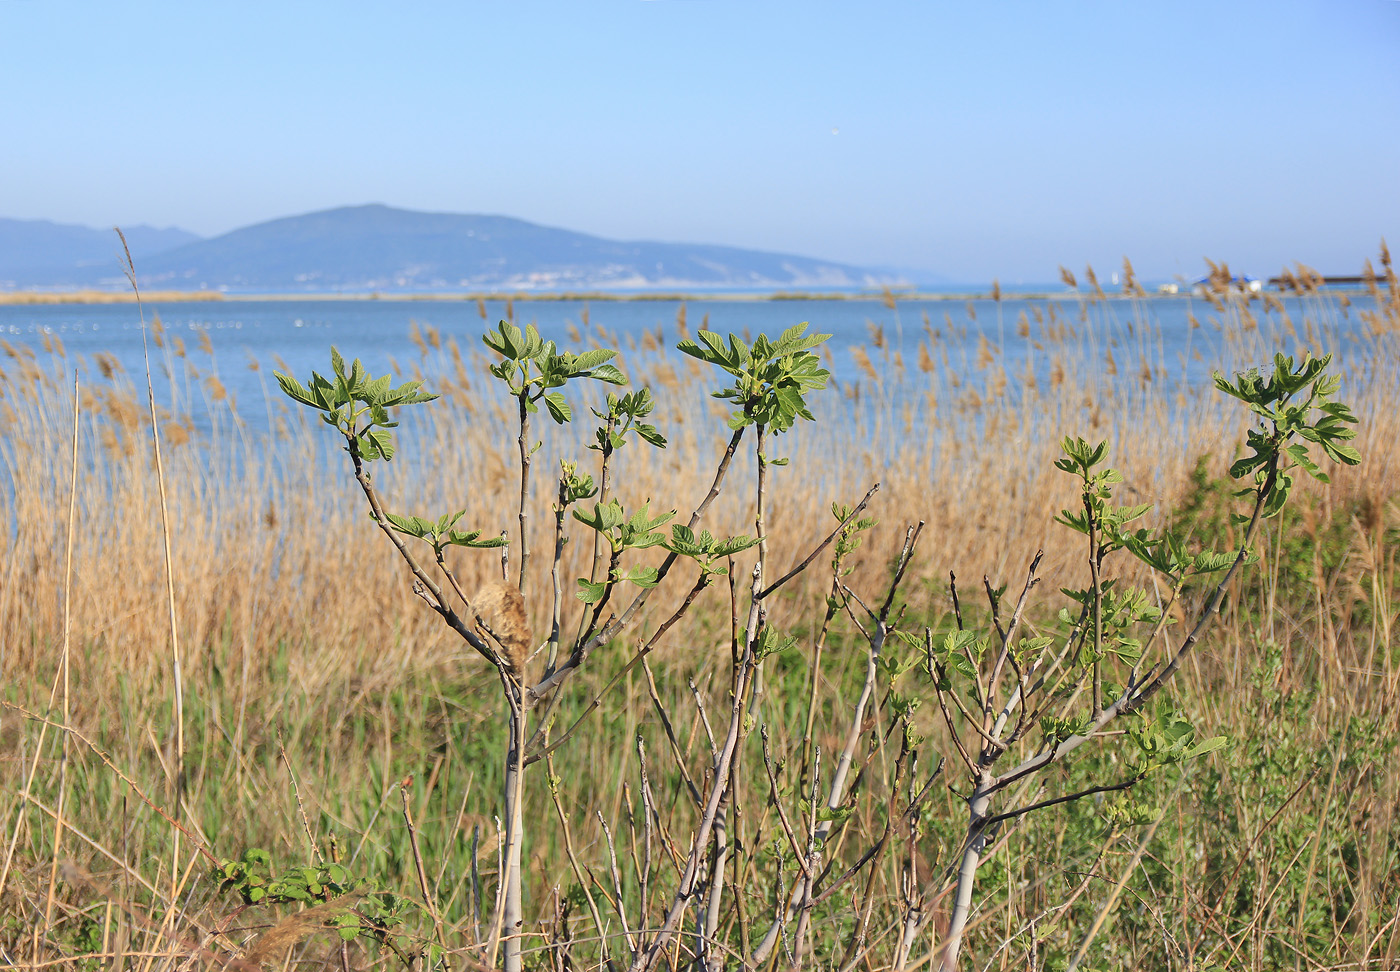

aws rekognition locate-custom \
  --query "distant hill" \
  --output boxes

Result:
[2,205,893,292]
[0,219,201,287]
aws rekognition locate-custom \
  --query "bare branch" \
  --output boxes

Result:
[984,551,1043,730]
[761,727,811,879]
[758,482,880,600]
[347,439,498,666]
[641,658,704,806]
[879,521,926,620]
[526,572,713,764]
[982,773,1149,827]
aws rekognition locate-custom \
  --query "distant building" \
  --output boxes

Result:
[1191,274,1262,296]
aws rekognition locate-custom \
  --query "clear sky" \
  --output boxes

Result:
[1,0,1396,282]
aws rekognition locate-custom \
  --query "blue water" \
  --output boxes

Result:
[0,293,1378,437]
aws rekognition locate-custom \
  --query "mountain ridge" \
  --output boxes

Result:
[1,205,907,292]
[0,218,201,286]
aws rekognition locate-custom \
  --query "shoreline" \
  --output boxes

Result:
[0,288,1239,306]
[0,289,227,305]
[1,284,1376,306]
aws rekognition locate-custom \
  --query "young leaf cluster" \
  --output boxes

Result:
[1120,530,1257,580]
[384,510,508,556]
[483,321,626,423]
[677,323,831,432]
[830,501,877,575]
[751,623,798,661]
[572,502,676,601]
[275,347,436,461]
[590,388,667,452]
[1053,436,1151,550]
[213,853,355,905]
[664,524,759,576]
[906,628,983,691]
[557,462,599,507]
[1213,352,1360,517]
[1126,713,1228,775]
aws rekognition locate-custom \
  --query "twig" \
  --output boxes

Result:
[760,727,811,878]
[346,437,499,667]
[599,813,637,955]
[983,551,1043,735]
[516,391,533,595]
[641,658,703,806]
[790,746,822,968]
[635,736,659,931]
[546,754,611,968]
[689,677,718,762]
[981,773,1149,827]
[526,572,713,765]
[278,732,321,861]
[400,779,447,947]
[757,483,880,600]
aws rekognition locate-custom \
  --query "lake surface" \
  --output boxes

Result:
[0,293,1377,436]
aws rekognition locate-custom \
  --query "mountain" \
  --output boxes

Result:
[0,218,201,286]
[71,205,887,292]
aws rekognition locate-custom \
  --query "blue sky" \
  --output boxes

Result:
[1,0,1396,282]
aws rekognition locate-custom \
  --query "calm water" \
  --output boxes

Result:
[0,294,1376,436]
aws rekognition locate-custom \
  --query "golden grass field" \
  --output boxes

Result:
[2,256,1398,970]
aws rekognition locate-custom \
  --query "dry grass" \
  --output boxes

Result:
[1,258,1398,969]
[0,290,225,305]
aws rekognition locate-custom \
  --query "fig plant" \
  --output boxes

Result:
[260,331,1357,972]
[924,353,1358,971]
[273,321,869,971]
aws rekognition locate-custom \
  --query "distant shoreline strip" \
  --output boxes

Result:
[0,284,1377,306]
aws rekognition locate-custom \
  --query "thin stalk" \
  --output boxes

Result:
[1086,493,1103,721]
[39,371,79,948]
[546,754,611,969]
[489,676,528,972]
[119,232,186,910]
[345,438,497,664]
[574,411,616,650]
[789,747,821,969]
[800,577,840,789]
[517,391,532,595]
[401,786,447,949]
[635,737,657,939]
[547,475,569,672]
[699,799,730,972]
[752,524,923,965]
